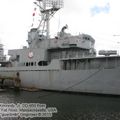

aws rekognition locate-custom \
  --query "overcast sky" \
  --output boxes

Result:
[0,0,120,54]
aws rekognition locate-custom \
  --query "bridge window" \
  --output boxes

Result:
[31,62,33,66]
[26,62,29,66]
[25,62,36,66]
[38,61,48,66]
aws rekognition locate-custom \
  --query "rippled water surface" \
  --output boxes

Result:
[0,89,120,120]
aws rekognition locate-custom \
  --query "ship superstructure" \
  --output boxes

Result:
[0,0,120,95]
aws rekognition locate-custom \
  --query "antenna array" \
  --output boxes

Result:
[33,0,64,38]
[44,0,63,8]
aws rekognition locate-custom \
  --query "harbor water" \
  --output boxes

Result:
[0,89,120,120]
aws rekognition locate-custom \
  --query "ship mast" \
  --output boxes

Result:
[34,0,63,39]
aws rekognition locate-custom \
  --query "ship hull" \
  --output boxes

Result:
[0,66,120,95]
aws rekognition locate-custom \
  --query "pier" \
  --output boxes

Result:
[0,73,21,90]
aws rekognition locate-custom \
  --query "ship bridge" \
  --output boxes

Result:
[49,34,95,50]
[47,33,96,61]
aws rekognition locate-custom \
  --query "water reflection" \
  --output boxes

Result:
[0,89,120,120]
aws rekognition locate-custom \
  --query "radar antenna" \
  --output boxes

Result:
[33,0,63,39]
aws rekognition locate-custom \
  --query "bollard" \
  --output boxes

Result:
[14,72,21,91]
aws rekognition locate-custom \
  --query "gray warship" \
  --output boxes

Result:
[0,0,120,95]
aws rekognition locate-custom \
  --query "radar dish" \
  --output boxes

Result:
[44,0,63,8]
